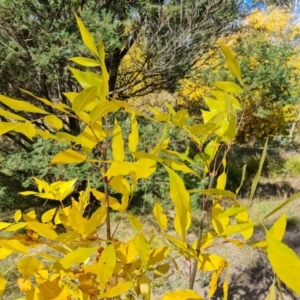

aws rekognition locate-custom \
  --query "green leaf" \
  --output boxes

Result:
[249,139,268,204]
[267,233,300,295]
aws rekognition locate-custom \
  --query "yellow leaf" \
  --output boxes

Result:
[154,263,170,278]
[199,232,217,251]
[36,129,61,141]
[89,100,118,125]
[44,115,63,130]
[220,43,242,81]
[0,95,49,114]
[215,207,248,219]
[20,88,69,113]
[105,161,136,178]
[59,247,97,269]
[14,210,22,222]
[208,258,227,297]
[263,191,300,220]
[165,167,191,239]
[83,206,106,237]
[160,289,204,300]
[69,67,102,91]
[5,223,27,232]
[115,241,137,264]
[72,86,97,115]
[218,222,257,237]
[0,222,11,230]
[163,159,197,175]
[68,206,87,235]
[15,121,36,140]
[0,108,27,121]
[99,281,133,299]
[0,239,28,254]
[265,279,276,300]
[26,210,36,219]
[24,214,57,240]
[214,81,243,94]
[69,57,99,67]
[0,272,6,298]
[38,279,69,300]
[138,274,152,297]
[91,189,121,211]
[269,213,286,241]
[135,159,157,179]
[223,278,229,300]
[97,244,116,292]
[198,254,224,271]
[212,204,230,235]
[129,113,139,153]
[50,149,87,164]
[112,119,125,161]
[56,132,77,143]
[0,122,20,136]
[216,171,227,190]
[172,109,189,126]
[153,202,168,231]
[234,200,253,240]
[267,234,300,294]
[0,247,12,260]
[74,13,98,57]
[55,231,80,243]
[133,233,151,268]
[17,256,42,279]
[128,212,143,231]
[41,208,56,223]
[148,246,170,266]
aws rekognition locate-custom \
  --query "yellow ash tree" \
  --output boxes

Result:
[178,6,300,144]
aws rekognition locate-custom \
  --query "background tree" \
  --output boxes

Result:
[0,0,239,152]
[177,6,300,144]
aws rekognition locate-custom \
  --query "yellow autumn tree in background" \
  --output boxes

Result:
[177,6,300,144]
